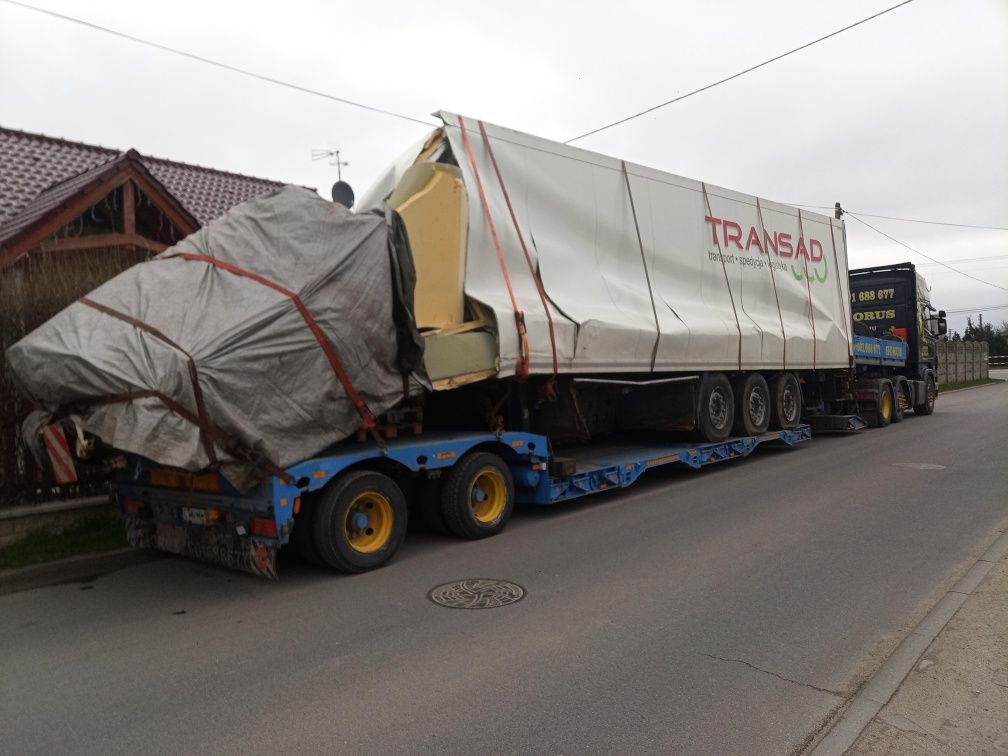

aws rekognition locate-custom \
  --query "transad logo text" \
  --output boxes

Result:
[704,214,829,284]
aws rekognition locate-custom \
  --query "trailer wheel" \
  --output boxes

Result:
[769,373,801,430]
[913,375,936,416]
[695,372,734,442]
[441,452,514,539]
[312,470,407,573]
[873,380,894,427]
[731,373,771,436]
[290,494,324,567]
[892,378,910,423]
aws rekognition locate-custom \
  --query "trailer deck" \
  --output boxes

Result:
[542,426,810,504]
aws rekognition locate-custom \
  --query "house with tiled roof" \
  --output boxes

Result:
[0,126,289,268]
[0,125,292,503]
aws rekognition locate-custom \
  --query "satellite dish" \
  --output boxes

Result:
[331,181,355,209]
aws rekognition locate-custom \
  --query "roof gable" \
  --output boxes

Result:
[0,126,290,230]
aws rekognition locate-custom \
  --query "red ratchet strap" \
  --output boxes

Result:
[456,115,531,381]
[80,297,218,467]
[756,198,786,369]
[702,183,743,370]
[476,119,559,396]
[797,210,817,369]
[172,253,378,430]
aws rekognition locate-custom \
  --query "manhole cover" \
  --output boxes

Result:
[428,579,526,610]
[893,462,946,470]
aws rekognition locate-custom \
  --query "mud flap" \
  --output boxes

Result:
[128,521,278,579]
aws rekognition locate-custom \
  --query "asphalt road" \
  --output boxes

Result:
[2,380,1006,755]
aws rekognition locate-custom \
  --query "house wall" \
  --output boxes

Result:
[1,246,151,507]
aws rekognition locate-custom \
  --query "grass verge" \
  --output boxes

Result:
[0,515,127,571]
[943,377,1004,391]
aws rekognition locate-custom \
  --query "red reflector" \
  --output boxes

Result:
[252,517,278,538]
[124,499,144,515]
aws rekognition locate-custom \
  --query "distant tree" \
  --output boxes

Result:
[963,316,1008,354]
[950,330,961,342]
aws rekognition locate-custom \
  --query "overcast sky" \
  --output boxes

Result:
[1,0,1005,332]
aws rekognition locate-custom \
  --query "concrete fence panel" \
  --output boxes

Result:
[937,341,991,386]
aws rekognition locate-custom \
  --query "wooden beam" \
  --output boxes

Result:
[126,167,198,237]
[0,160,199,271]
[0,172,132,269]
[122,179,135,236]
[36,233,166,254]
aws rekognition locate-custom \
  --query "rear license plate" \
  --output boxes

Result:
[181,507,208,525]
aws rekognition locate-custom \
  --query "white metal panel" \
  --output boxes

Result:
[623,169,737,369]
[439,115,574,375]
[423,112,853,375]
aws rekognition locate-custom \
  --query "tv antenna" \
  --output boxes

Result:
[311,147,349,181]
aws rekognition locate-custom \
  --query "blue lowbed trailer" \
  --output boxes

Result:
[112,331,930,579]
[115,426,811,579]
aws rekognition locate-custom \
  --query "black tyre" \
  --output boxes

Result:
[731,373,771,437]
[290,495,324,567]
[312,470,408,573]
[913,375,936,416]
[415,476,449,535]
[769,373,802,430]
[441,452,514,539]
[892,378,909,423]
[695,372,734,442]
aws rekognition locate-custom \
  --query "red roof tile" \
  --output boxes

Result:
[0,149,198,250]
[0,126,290,231]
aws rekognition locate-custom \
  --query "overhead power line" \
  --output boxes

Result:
[0,0,437,129]
[565,0,916,144]
[790,204,1008,232]
[846,213,1008,294]
[836,210,1007,232]
[944,304,1008,315]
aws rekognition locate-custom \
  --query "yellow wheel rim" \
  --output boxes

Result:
[470,468,506,524]
[344,491,393,554]
[881,389,892,420]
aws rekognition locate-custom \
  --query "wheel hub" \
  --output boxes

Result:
[470,468,506,523]
[782,387,797,422]
[749,389,767,426]
[709,389,729,429]
[344,492,393,554]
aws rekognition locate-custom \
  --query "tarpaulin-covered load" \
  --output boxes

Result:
[6,186,427,489]
[361,112,854,381]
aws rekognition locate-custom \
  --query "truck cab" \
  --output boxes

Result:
[849,262,947,419]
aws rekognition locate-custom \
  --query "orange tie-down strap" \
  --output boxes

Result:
[797,210,818,369]
[80,296,219,468]
[169,252,378,430]
[475,119,559,396]
[456,115,531,382]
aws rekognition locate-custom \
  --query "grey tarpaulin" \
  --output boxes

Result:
[6,185,429,489]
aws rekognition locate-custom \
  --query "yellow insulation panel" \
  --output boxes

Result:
[391,163,468,329]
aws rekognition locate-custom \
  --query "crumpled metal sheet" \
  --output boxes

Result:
[365,113,855,378]
[6,185,428,489]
